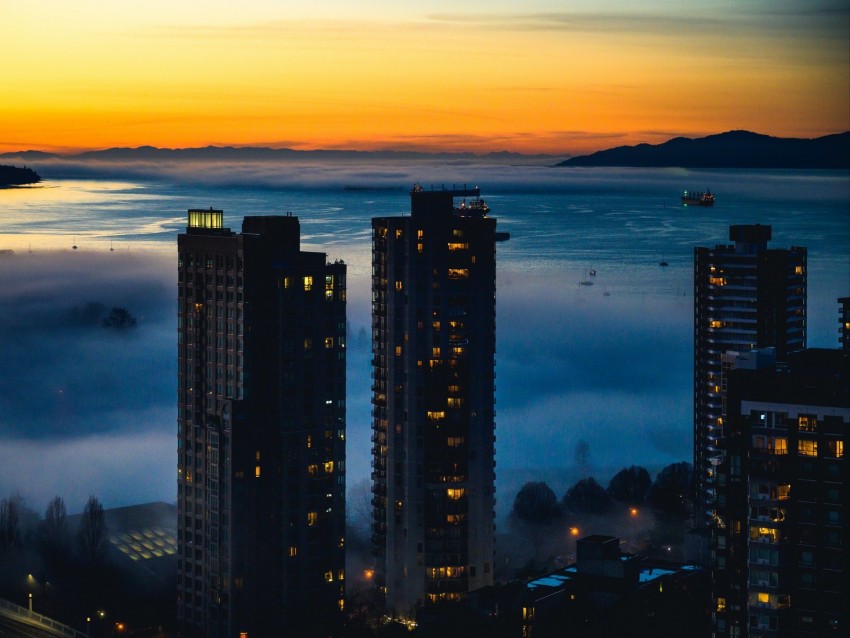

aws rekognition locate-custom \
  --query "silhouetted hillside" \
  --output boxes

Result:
[0,164,41,185]
[557,131,850,169]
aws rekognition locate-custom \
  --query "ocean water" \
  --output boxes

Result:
[1,164,847,514]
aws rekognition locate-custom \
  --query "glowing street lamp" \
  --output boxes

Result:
[28,593,32,613]
[569,526,579,538]
[629,507,639,517]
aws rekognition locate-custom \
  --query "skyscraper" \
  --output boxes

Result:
[694,224,806,526]
[371,186,497,616]
[177,210,346,637]
[712,349,849,637]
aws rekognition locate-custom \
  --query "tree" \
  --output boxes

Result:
[512,482,561,526]
[607,466,652,504]
[563,477,612,514]
[648,462,694,517]
[102,307,137,330]
[77,495,107,561]
[0,497,20,555]
[574,439,591,478]
[42,495,68,550]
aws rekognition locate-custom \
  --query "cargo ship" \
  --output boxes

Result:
[682,189,715,206]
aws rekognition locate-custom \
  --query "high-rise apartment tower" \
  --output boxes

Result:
[694,225,806,527]
[177,210,346,637]
[371,186,498,616]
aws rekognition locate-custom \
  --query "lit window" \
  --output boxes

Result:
[709,276,727,286]
[303,276,313,291]
[323,461,334,473]
[798,416,817,432]
[325,337,334,349]
[447,436,464,447]
[432,321,441,330]
[447,397,464,408]
[827,440,844,458]
[798,439,818,457]
[325,275,333,290]
[255,465,261,478]
[289,546,298,557]
[283,277,291,289]
[307,511,317,526]
[417,229,424,239]
[777,484,791,500]
[432,347,441,357]
[417,243,423,253]
[324,571,334,582]
[395,229,403,239]
[447,488,465,500]
[709,320,724,328]
[307,464,318,476]
[304,338,312,350]
[338,569,345,581]
[716,597,726,612]
[448,268,469,279]
[395,281,403,292]
[427,411,446,421]
[795,265,804,274]
[757,592,769,604]
[395,345,402,356]
[338,599,345,611]
[446,514,464,524]
[447,242,468,251]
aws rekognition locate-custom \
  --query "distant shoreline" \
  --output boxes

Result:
[0,164,41,186]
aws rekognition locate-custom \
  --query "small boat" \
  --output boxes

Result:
[682,189,715,206]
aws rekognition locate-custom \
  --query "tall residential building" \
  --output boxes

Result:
[839,297,850,351]
[712,349,849,637]
[177,210,346,637]
[371,185,497,616]
[694,225,806,526]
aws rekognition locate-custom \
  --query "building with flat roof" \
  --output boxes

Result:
[177,210,346,636]
[371,185,498,616]
[694,225,806,527]
[712,349,849,637]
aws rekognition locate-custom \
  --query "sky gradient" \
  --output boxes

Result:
[2,1,848,154]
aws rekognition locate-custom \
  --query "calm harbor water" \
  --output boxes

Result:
[1,165,847,513]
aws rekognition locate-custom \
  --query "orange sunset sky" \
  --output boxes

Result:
[1,0,848,155]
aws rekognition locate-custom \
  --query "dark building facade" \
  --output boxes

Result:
[694,225,806,526]
[712,349,849,637]
[839,297,850,351]
[177,210,346,636]
[371,186,497,616]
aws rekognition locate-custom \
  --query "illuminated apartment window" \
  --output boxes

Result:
[427,411,446,421]
[395,345,402,356]
[432,321,441,330]
[717,597,727,612]
[446,514,464,524]
[798,439,818,457]
[323,461,334,473]
[432,347,441,357]
[304,338,313,350]
[324,571,334,582]
[447,242,469,251]
[325,275,334,290]
[826,440,844,458]
[795,265,804,274]
[447,436,464,447]
[307,464,318,476]
[303,276,313,291]
[709,276,727,286]
[709,320,725,328]
[777,484,791,500]
[338,599,345,611]
[447,397,464,408]
[417,243,423,253]
[307,511,318,526]
[289,546,298,557]
[395,281,403,292]
[325,337,334,348]
[255,465,261,478]
[798,415,817,432]
[417,229,424,239]
[447,488,465,500]
[448,268,469,279]
[395,229,403,239]
[283,276,291,289]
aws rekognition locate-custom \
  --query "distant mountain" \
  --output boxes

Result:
[0,146,561,163]
[0,164,41,186]
[556,131,850,169]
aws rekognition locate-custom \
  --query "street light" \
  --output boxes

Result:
[86,617,91,634]
[28,593,32,613]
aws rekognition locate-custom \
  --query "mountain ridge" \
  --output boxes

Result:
[556,130,850,169]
